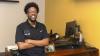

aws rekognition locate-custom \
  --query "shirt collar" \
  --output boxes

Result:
[25,19,38,28]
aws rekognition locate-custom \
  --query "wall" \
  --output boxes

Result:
[45,0,100,54]
[0,0,45,52]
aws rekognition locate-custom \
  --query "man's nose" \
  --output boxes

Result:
[31,13,36,16]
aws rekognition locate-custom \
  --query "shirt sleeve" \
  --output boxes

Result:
[15,25,25,43]
[42,24,49,39]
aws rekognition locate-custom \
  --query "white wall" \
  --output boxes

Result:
[0,0,45,52]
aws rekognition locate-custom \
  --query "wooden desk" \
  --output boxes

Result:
[47,47,99,56]
[5,47,99,56]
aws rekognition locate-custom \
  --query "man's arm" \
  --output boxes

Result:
[25,38,49,46]
[17,42,35,50]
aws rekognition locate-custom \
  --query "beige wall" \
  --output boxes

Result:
[0,0,45,52]
[46,0,100,54]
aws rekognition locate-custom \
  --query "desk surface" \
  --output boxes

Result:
[47,47,99,56]
[5,47,99,56]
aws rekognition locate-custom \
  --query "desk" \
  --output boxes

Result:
[47,47,99,56]
[5,47,99,56]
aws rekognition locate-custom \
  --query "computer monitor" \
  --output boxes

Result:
[65,20,77,38]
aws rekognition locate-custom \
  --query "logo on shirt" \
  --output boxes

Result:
[40,30,43,33]
[24,30,30,36]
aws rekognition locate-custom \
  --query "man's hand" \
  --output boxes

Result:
[25,39,33,44]
[25,38,49,46]
[17,42,35,50]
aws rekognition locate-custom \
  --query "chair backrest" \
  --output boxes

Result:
[5,45,18,56]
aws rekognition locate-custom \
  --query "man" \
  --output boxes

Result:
[15,2,49,56]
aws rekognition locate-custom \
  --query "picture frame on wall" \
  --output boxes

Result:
[0,0,19,3]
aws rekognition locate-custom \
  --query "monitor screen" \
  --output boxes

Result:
[65,20,77,38]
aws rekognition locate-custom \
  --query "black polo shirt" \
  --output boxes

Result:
[15,20,48,56]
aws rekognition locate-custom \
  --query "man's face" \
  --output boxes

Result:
[27,7,38,22]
